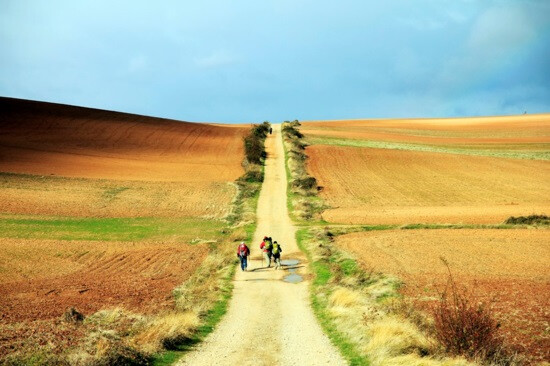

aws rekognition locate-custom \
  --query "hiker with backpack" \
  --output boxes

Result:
[237,241,250,271]
[272,241,283,269]
[260,236,273,268]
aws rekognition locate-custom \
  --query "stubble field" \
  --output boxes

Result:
[302,115,550,363]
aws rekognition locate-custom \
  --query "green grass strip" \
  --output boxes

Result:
[308,136,550,160]
[0,216,226,242]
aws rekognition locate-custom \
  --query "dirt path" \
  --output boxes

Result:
[178,125,346,365]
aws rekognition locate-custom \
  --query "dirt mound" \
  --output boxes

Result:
[0,97,248,182]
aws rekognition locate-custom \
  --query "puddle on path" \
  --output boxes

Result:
[283,273,303,283]
[281,259,299,266]
[282,258,303,283]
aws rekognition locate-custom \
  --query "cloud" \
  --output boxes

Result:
[435,3,543,94]
[467,5,536,56]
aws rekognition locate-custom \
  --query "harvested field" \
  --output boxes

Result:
[336,229,550,364]
[0,97,248,182]
[307,145,550,224]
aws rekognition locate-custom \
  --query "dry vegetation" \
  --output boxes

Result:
[337,229,549,364]
[299,227,474,366]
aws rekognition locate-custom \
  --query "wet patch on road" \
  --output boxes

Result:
[282,258,303,283]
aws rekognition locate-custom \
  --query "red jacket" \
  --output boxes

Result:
[237,243,249,257]
[260,240,272,253]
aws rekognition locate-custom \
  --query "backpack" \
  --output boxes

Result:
[272,243,280,255]
[239,244,247,257]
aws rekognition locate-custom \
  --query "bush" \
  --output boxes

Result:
[239,168,263,183]
[243,135,266,165]
[63,306,84,323]
[293,176,317,190]
[244,122,270,165]
[432,260,510,363]
[282,124,303,139]
[504,214,549,225]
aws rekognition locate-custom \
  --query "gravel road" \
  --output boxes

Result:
[177,124,346,365]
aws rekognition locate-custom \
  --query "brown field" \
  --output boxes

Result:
[0,238,208,358]
[0,98,246,359]
[303,115,550,224]
[0,97,249,219]
[302,114,550,146]
[0,239,208,322]
[303,116,550,362]
[307,145,550,224]
[337,229,550,364]
[0,97,247,182]
[0,173,236,218]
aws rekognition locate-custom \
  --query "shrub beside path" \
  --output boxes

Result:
[178,124,346,365]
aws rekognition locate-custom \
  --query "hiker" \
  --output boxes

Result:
[272,241,283,269]
[269,127,273,135]
[260,236,273,268]
[237,241,250,271]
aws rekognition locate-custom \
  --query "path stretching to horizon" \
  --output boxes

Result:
[178,124,346,365]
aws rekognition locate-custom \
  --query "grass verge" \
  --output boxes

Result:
[281,120,327,224]
[297,226,476,366]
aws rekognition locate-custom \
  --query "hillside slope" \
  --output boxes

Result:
[0,97,247,182]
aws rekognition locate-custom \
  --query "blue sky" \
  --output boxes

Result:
[1,1,549,123]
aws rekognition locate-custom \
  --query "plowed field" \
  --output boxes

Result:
[307,145,550,224]
[0,173,236,218]
[0,97,248,219]
[303,115,550,224]
[0,239,208,322]
[0,238,208,358]
[337,229,550,364]
[0,97,247,182]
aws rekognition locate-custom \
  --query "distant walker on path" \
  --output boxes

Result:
[237,241,250,271]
